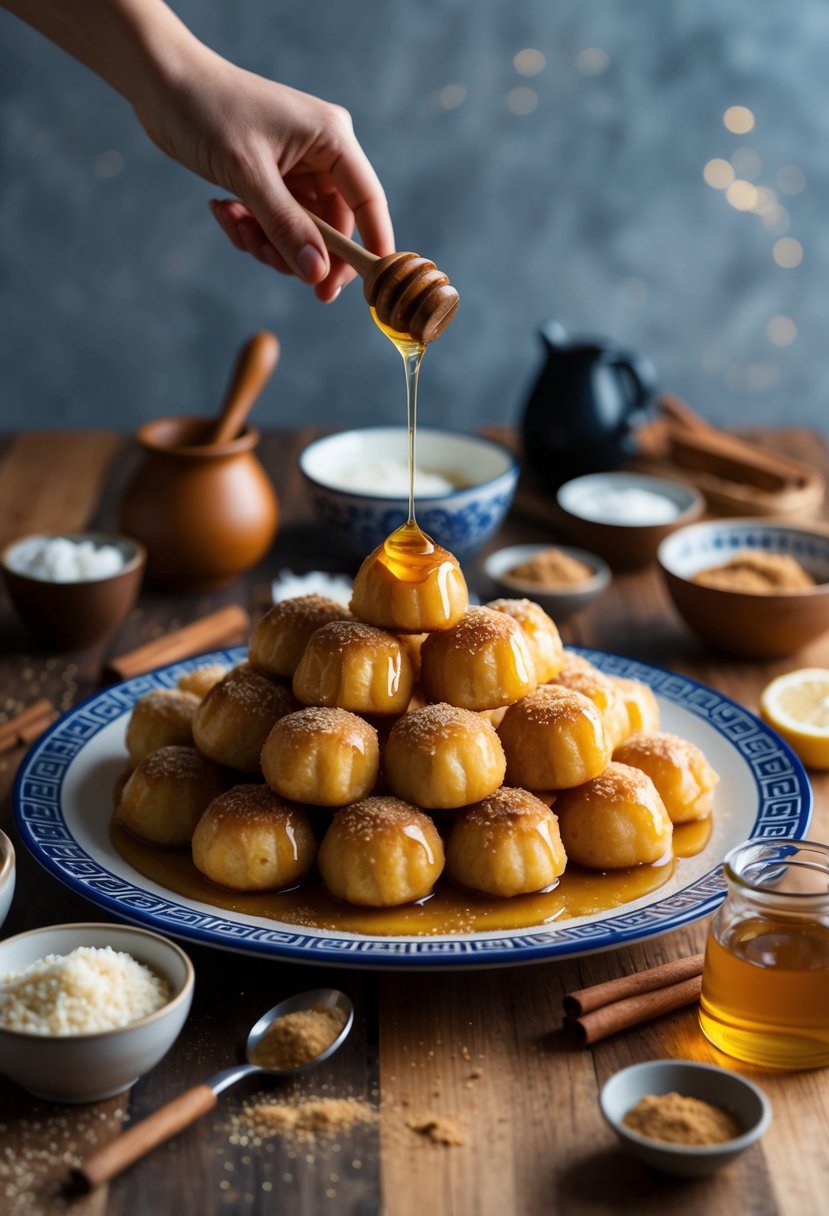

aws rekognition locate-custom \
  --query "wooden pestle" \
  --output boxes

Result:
[308,214,459,345]
[209,332,281,445]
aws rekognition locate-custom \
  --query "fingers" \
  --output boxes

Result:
[328,136,395,258]
[209,200,292,274]
[247,169,331,285]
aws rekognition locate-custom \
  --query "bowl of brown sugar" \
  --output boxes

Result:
[482,542,611,620]
[600,1059,772,1178]
[658,520,829,658]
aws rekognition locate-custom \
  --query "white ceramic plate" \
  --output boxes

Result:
[14,648,812,970]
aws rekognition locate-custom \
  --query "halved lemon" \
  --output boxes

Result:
[759,668,829,770]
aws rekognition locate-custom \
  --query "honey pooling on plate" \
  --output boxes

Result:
[351,310,468,633]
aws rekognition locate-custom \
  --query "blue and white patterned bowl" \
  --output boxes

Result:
[299,427,519,560]
[659,519,829,658]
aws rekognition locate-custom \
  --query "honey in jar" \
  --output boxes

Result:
[699,839,829,1069]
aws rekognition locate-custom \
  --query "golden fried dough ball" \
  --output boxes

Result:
[192,662,298,774]
[420,607,537,710]
[318,796,444,906]
[497,685,611,790]
[558,652,599,678]
[176,664,231,699]
[126,688,201,767]
[613,677,661,740]
[116,745,229,846]
[552,665,629,749]
[192,784,316,891]
[613,732,719,823]
[249,595,351,678]
[261,707,380,806]
[292,621,414,716]
[398,632,427,678]
[350,529,468,633]
[486,598,564,683]
[555,761,673,869]
[446,787,567,897]
[384,703,506,809]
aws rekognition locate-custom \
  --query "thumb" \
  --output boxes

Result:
[249,173,329,284]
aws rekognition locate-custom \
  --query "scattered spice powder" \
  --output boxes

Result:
[622,1092,742,1146]
[406,1114,466,1146]
[250,1006,347,1070]
[507,547,594,588]
[236,1096,376,1144]
[692,551,815,594]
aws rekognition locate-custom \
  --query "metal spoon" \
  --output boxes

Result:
[73,988,354,1193]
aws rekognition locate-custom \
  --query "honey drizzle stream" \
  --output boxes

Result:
[370,306,425,529]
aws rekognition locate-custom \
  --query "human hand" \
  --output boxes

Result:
[137,48,394,301]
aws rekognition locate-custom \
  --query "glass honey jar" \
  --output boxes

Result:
[699,839,829,1069]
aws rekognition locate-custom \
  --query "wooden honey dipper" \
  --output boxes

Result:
[309,214,459,344]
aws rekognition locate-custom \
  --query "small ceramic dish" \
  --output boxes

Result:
[600,1059,772,1178]
[0,531,146,651]
[556,472,704,569]
[0,922,194,1103]
[299,427,519,560]
[0,829,15,931]
[482,543,611,620]
[658,519,829,658]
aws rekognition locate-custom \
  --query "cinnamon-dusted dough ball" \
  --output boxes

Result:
[292,621,414,716]
[613,732,719,823]
[497,685,611,790]
[552,665,629,750]
[192,784,316,891]
[613,677,661,741]
[318,796,444,906]
[486,598,565,683]
[555,762,673,869]
[193,662,298,774]
[261,707,380,807]
[384,703,506,809]
[176,664,231,699]
[420,607,537,710]
[350,535,468,633]
[126,688,201,767]
[116,745,229,846]
[446,787,567,897]
[250,595,351,679]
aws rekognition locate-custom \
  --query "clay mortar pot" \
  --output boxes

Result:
[118,418,278,591]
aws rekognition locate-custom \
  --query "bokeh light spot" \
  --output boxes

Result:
[725,179,757,211]
[767,315,797,347]
[776,165,806,195]
[723,105,755,134]
[576,48,610,76]
[703,159,734,189]
[773,237,803,268]
[513,48,545,77]
[506,87,539,115]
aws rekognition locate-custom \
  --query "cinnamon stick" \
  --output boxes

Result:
[563,953,704,1016]
[0,699,56,753]
[105,605,250,681]
[564,974,703,1046]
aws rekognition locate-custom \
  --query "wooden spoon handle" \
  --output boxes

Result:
[72,1083,218,1192]
[657,392,714,433]
[308,213,379,278]
[211,331,280,446]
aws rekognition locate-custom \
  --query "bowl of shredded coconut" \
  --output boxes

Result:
[299,427,519,560]
[0,922,193,1103]
[0,531,146,651]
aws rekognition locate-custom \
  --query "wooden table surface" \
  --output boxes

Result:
[0,427,827,1216]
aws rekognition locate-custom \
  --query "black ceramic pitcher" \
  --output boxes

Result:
[521,321,657,489]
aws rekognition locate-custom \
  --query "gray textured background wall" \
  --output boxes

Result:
[1,0,826,433]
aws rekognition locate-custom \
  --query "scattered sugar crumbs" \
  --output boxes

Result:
[0,1104,124,1215]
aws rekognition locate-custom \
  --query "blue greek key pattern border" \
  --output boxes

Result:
[13,646,813,969]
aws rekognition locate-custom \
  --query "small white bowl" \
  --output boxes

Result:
[600,1060,772,1178]
[556,472,704,569]
[0,923,194,1103]
[482,543,611,620]
[0,830,15,931]
[299,427,519,560]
